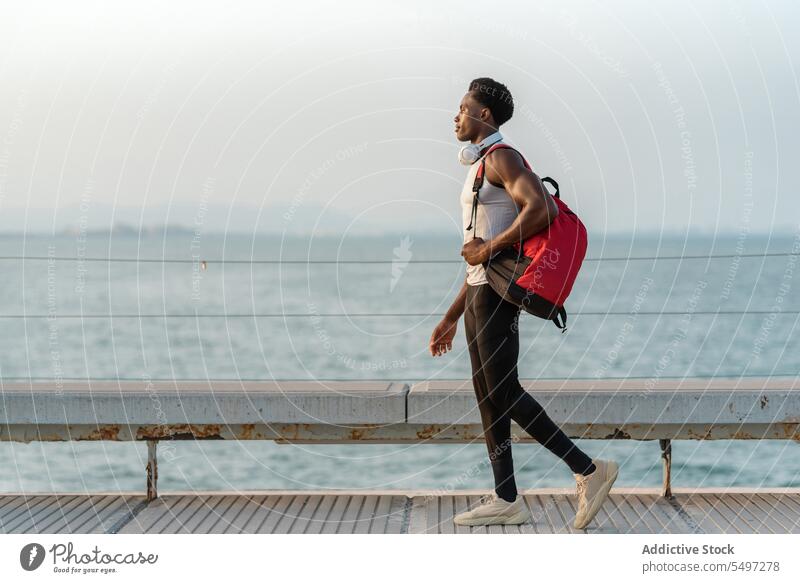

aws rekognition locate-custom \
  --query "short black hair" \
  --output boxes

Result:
[468,77,514,126]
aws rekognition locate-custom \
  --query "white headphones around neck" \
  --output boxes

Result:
[458,131,503,166]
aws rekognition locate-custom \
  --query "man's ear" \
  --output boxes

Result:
[479,107,491,122]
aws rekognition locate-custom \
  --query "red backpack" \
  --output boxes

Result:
[466,143,588,331]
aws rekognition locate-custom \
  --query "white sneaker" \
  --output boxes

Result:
[453,493,530,526]
[573,458,619,529]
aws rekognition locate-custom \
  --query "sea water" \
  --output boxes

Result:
[1,231,798,492]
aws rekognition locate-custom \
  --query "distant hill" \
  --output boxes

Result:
[0,201,461,236]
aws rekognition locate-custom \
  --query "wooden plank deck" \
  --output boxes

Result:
[2,488,799,534]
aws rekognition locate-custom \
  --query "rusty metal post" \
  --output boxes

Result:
[146,440,158,501]
[659,438,672,498]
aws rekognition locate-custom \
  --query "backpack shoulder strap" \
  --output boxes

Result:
[466,144,516,233]
[481,143,531,171]
[466,143,548,234]
[482,143,561,200]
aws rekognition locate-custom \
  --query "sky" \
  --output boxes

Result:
[0,0,798,235]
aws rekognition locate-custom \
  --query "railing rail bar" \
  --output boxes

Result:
[0,252,798,264]
[3,372,799,382]
[1,310,798,319]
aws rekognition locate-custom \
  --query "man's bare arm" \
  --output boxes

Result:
[444,278,468,322]
[483,148,558,254]
[429,278,467,357]
[460,149,559,266]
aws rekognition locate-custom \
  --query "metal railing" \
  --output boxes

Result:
[1,250,798,500]
[2,377,799,500]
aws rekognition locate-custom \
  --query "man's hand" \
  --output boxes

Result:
[429,317,458,357]
[461,237,491,266]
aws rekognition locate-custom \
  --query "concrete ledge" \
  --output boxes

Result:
[0,380,409,425]
[1,377,799,443]
[407,377,800,425]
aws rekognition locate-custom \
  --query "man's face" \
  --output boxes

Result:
[453,92,489,142]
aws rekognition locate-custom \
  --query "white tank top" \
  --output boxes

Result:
[460,149,521,286]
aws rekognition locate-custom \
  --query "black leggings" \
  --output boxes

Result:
[464,283,594,501]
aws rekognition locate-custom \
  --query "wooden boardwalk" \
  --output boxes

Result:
[2,488,800,534]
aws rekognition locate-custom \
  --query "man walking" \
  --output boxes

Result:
[429,77,618,529]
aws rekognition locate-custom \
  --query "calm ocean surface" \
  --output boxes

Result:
[1,231,799,493]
